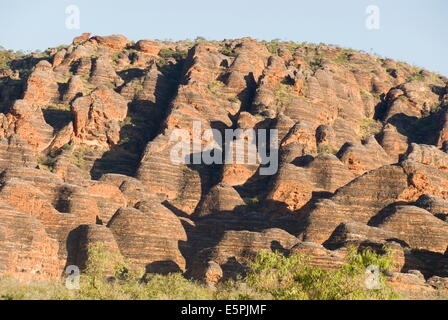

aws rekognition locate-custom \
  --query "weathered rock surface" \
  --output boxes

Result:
[325,222,399,249]
[266,154,355,215]
[99,173,161,206]
[337,136,393,175]
[22,61,59,107]
[0,202,61,280]
[135,40,161,56]
[404,143,448,170]
[72,85,128,148]
[387,271,437,299]
[90,34,130,50]
[107,205,187,273]
[0,135,37,170]
[0,99,54,151]
[289,242,346,270]
[372,205,448,254]
[89,55,123,87]
[415,194,448,220]
[62,75,85,103]
[378,123,409,162]
[194,183,245,217]
[300,164,409,243]
[190,228,299,280]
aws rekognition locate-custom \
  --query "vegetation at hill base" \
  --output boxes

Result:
[0,243,397,300]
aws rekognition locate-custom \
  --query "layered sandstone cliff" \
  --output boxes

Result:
[0,34,448,295]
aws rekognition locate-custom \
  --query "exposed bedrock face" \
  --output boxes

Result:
[1,35,448,294]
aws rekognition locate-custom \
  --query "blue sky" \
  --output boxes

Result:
[0,0,447,75]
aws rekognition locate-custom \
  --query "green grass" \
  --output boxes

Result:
[244,195,262,206]
[246,248,397,300]
[264,39,282,56]
[0,46,25,72]
[61,143,73,151]
[37,143,73,172]
[429,101,444,114]
[70,146,94,171]
[360,89,371,97]
[208,80,225,95]
[194,36,208,43]
[104,82,116,90]
[119,115,134,128]
[37,148,66,171]
[406,67,425,82]
[317,144,337,155]
[156,48,188,69]
[309,57,324,73]
[228,96,240,103]
[273,83,299,109]
[37,156,56,172]
[219,44,238,57]
[42,104,71,111]
[359,118,383,140]
[332,52,350,64]
[0,243,399,300]
[56,72,73,84]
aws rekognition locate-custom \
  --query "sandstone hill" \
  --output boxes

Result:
[1,34,448,297]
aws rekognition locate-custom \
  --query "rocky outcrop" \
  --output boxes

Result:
[0,202,61,280]
[99,173,160,206]
[372,205,448,254]
[325,222,399,249]
[0,99,54,151]
[191,260,223,286]
[404,143,448,170]
[266,154,355,215]
[415,194,448,220]
[22,61,59,107]
[89,34,130,50]
[135,40,161,56]
[378,123,409,162]
[400,159,448,201]
[0,135,37,170]
[289,242,346,270]
[75,180,127,224]
[194,183,245,218]
[190,228,299,280]
[300,164,409,244]
[71,85,127,148]
[89,55,123,87]
[72,33,91,45]
[136,132,205,215]
[107,205,187,273]
[62,75,85,103]
[337,136,393,175]
[387,271,437,299]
